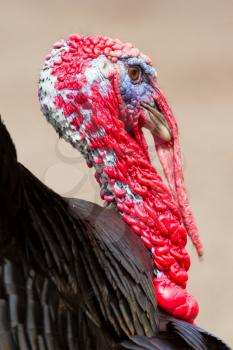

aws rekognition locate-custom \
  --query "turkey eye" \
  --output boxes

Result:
[128,66,142,83]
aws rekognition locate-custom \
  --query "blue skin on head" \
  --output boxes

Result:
[82,55,156,109]
[74,55,158,134]
[118,57,157,111]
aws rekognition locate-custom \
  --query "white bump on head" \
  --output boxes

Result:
[98,56,115,78]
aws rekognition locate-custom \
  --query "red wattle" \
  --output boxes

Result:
[154,86,204,257]
[154,275,199,322]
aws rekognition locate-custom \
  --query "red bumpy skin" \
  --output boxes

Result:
[39,34,203,323]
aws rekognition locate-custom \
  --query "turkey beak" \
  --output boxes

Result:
[141,102,172,142]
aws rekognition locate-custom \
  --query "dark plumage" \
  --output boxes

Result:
[0,117,230,349]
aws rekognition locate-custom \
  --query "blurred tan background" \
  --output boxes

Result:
[0,0,233,345]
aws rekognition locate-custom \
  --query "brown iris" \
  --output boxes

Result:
[128,66,142,83]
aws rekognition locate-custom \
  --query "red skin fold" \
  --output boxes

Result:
[154,276,199,322]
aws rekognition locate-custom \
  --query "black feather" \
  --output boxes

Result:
[169,319,207,350]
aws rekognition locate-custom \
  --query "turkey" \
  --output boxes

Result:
[0,34,230,350]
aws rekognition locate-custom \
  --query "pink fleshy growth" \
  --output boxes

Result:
[50,34,149,74]
[129,48,140,57]
[53,39,66,49]
[45,54,52,61]
[154,86,204,257]
[154,275,199,322]
[54,95,65,109]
